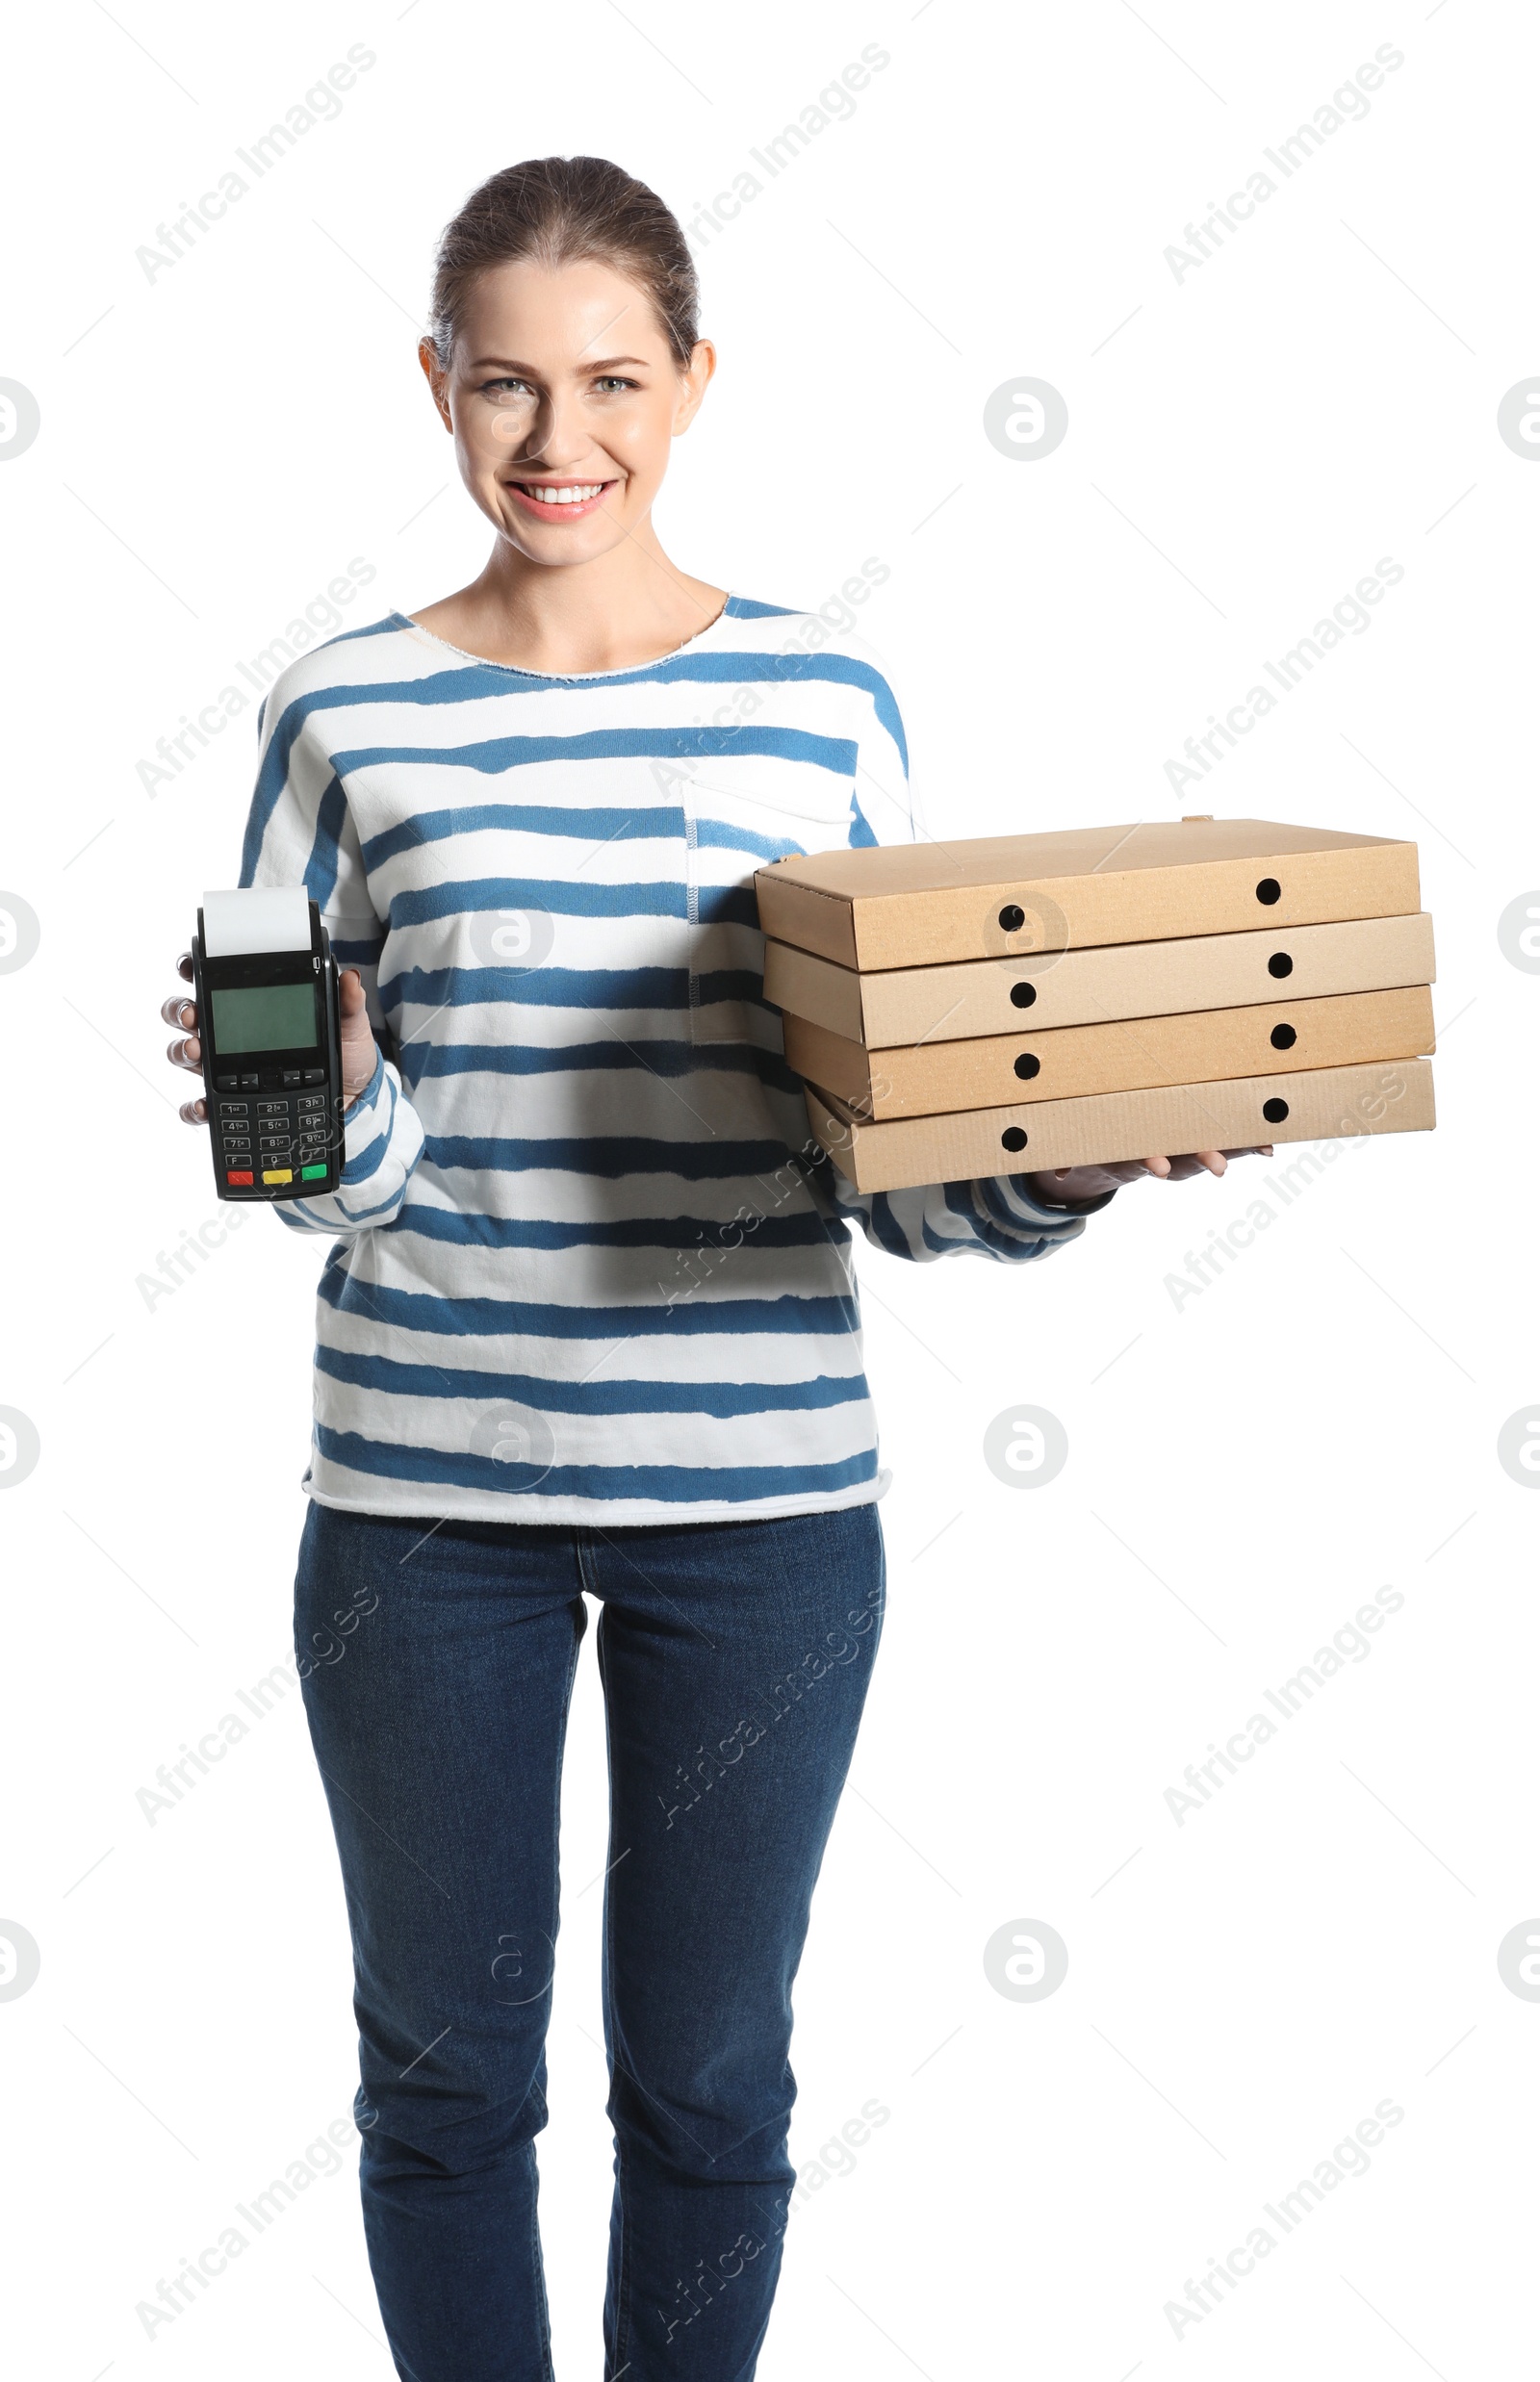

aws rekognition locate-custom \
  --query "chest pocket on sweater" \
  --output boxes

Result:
[680,772,749,1049]
[677,731,859,1046]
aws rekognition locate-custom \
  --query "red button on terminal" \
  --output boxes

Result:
[226,1169,254,1186]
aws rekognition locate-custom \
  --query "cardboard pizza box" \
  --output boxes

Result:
[783,985,1435,1121]
[756,818,1420,970]
[804,1058,1435,1195]
[762,910,1437,1044]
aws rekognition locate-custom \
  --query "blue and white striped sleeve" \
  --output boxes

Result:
[807,638,1111,1265]
[236,670,425,1237]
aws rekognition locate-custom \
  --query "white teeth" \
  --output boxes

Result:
[524,482,603,504]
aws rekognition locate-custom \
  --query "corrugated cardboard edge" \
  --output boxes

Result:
[761,939,867,1039]
[768,911,1439,1044]
[755,872,858,966]
[785,986,1437,1122]
[847,846,1422,968]
[805,1059,1436,1195]
[758,849,1424,969]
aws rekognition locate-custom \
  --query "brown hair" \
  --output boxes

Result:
[426,156,700,369]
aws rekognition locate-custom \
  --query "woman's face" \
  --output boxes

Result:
[421,255,714,566]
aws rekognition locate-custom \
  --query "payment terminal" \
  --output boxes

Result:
[191,887,345,1202]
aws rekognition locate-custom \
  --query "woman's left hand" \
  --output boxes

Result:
[1026,1146,1273,1205]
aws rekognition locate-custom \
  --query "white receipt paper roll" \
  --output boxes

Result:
[201,886,313,958]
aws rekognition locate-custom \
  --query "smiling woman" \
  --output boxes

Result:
[411,156,723,673]
[158,150,1258,2382]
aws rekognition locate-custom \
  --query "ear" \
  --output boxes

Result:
[419,338,453,433]
[672,338,717,437]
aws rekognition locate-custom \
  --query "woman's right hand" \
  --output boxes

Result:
[161,954,382,1123]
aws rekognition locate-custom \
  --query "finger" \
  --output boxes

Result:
[167,1032,202,1073]
[338,966,368,1012]
[160,991,197,1029]
[178,1094,207,1125]
[176,950,194,983]
[1142,1154,1172,1178]
[1196,1150,1228,1176]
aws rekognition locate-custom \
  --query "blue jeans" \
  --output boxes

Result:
[294,1498,886,2382]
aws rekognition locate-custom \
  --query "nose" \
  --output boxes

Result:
[521,386,592,471]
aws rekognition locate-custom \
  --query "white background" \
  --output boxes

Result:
[2,3,1535,2375]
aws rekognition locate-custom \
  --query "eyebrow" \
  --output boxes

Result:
[467,355,652,372]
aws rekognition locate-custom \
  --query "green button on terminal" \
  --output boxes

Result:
[300,1163,328,1179]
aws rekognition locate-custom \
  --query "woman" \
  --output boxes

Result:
[163,156,1253,2382]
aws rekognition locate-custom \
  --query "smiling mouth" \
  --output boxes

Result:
[506,478,616,516]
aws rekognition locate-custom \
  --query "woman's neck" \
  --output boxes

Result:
[410,526,728,675]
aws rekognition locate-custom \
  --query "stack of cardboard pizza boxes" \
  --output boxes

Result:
[755,818,1435,1194]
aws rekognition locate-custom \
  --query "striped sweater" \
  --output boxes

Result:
[239,597,1096,1524]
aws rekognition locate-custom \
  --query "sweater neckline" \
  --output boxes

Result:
[389,592,743,683]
